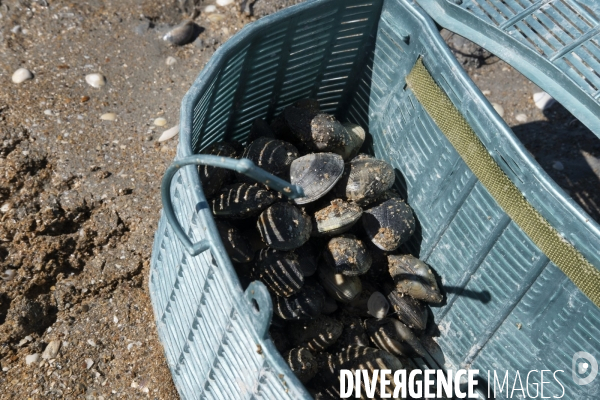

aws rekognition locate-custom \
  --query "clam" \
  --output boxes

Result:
[388,255,443,304]
[384,283,428,331]
[290,153,344,205]
[367,291,390,319]
[257,202,312,251]
[214,220,254,263]
[248,117,276,142]
[362,198,415,251]
[339,122,366,160]
[344,281,378,318]
[321,295,338,315]
[295,241,318,277]
[163,20,201,46]
[334,155,395,204]
[198,142,237,197]
[239,137,299,180]
[324,346,404,399]
[284,347,319,384]
[288,315,343,352]
[312,199,362,236]
[317,262,362,303]
[322,235,371,276]
[255,248,304,298]
[275,101,320,145]
[211,183,276,219]
[365,318,427,357]
[307,114,349,153]
[329,312,370,353]
[269,325,291,354]
[273,281,325,320]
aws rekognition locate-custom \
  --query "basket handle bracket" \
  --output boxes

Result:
[244,281,273,339]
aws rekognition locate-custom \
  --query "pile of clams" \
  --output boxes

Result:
[201,99,444,398]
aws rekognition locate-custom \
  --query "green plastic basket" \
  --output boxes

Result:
[150,0,600,398]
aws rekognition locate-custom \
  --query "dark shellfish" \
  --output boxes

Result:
[248,117,276,142]
[323,235,372,276]
[214,220,254,263]
[257,202,312,251]
[362,198,415,251]
[284,347,319,384]
[211,183,276,219]
[344,281,378,318]
[323,346,404,399]
[255,248,304,298]
[273,281,325,320]
[312,199,362,236]
[239,137,299,180]
[339,122,366,160]
[198,142,237,197]
[365,318,427,357]
[290,153,344,205]
[388,254,443,304]
[288,315,343,352]
[317,262,362,303]
[329,312,370,353]
[295,241,318,277]
[163,20,201,46]
[384,283,428,331]
[334,155,395,204]
[308,113,349,153]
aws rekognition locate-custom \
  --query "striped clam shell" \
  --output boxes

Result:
[255,248,304,298]
[257,202,312,251]
[284,347,319,384]
[239,137,298,180]
[317,262,362,304]
[273,281,325,320]
[288,315,343,352]
[365,318,427,358]
[198,142,237,198]
[211,183,276,219]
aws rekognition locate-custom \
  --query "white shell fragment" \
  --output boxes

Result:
[100,113,116,121]
[515,113,528,123]
[85,358,94,369]
[367,291,389,319]
[166,56,177,66]
[158,124,180,142]
[203,5,217,13]
[12,68,33,84]
[85,73,106,88]
[1,269,16,281]
[25,354,40,365]
[491,103,504,118]
[216,0,234,6]
[533,91,556,110]
[154,117,167,127]
[42,340,61,359]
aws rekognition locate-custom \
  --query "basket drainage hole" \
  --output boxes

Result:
[251,299,260,313]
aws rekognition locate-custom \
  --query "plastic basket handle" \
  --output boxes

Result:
[161,155,305,257]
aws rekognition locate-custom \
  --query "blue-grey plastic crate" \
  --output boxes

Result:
[416,0,600,138]
[150,0,600,398]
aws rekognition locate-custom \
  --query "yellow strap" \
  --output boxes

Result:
[406,58,600,308]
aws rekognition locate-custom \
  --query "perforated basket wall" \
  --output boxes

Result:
[150,0,600,398]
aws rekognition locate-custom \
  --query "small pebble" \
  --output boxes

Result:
[113,315,118,324]
[81,96,90,103]
[85,73,106,88]
[87,339,96,347]
[552,161,564,171]
[25,354,40,365]
[11,25,22,34]
[492,103,504,118]
[203,5,217,13]
[481,89,491,95]
[100,113,116,121]
[42,340,61,359]
[44,109,54,116]
[0,203,10,213]
[1,269,15,281]
[12,67,33,84]
[154,117,167,127]
[216,0,234,5]
[85,358,94,369]
[158,124,179,142]
[533,91,555,110]
[166,56,177,66]
[515,113,527,123]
